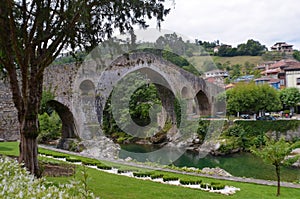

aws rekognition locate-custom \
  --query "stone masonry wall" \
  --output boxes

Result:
[0,79,19,141]
[0,63,78,141]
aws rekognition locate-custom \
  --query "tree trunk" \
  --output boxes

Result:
[19,133,39,176]
[18,75,43,177]
[275,164,280,196]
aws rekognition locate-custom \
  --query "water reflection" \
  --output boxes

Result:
[119,144,300,182]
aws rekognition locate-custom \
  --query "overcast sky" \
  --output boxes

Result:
[141,0,300,50]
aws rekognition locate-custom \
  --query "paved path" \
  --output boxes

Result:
[39,145,300,189]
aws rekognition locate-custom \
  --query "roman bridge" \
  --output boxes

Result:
[0,52,224,158]
[46,52,221,137]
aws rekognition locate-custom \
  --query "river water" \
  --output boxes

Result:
[119,144,300,182]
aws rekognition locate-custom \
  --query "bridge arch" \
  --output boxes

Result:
[47,100,79,139]
[79,79,95,96]
[194,90,211,116]
[98,66,178,131]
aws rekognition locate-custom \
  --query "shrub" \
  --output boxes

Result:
[133,172,152,178]
[81,160,99,166]
[211,182,225,190]
[52,154,69,159]
[0,156,99,199]
[200,183,207,189]
[117,170,133,174]
[38,112,62,144]
[150,174,164,179]
[97,165,112,170]
[180,180,202,185]
[162,176,179,182]
[66,157,81,163]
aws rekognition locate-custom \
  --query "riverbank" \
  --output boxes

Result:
[39,144,300,188]
[1,142,300,199]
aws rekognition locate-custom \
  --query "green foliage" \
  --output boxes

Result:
[279,87,300,110]
[224,125,245,137]
[225,82,282,115]
[293,50,300,62]
[217,39,267,57]
[235,120,300,135]
[197,120,210,142]
[162,176,179,182]
[39,89,55,115]
[251,138,300,196]
[97,165,112,170]
[38,112,62,144]
[103,72,161,141]
[129,83,161,126]
[220,120,300,152]
[237,39,267,56]
[179,179,202,185]
[133,172,152,178]
[139,48,200,75]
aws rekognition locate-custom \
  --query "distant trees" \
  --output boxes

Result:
[237,39,267,56]
[279,87,300,113]
[293,50,300,62]
[155,33,186,55]
[195,39,218,54]
[224,83,282,116]
[217,39,267,57]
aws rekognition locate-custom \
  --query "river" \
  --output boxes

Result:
[119,144,300,182]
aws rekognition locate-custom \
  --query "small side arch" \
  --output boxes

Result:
[194,90,211,116]
[47,100,78,139]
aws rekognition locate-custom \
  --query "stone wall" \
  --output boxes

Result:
[0,63,78,141]
[0,79,19,141]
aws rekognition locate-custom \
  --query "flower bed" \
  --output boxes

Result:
[0,156,98,199]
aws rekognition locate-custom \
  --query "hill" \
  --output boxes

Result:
[212,56,263,66]
[188,56,263,72]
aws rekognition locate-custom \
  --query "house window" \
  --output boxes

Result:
[297,78,300,85]
[280,79,285,86]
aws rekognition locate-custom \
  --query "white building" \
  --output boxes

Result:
[284,62,300,89]
[204,70,229,78]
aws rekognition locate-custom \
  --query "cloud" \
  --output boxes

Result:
[145,0,300,49]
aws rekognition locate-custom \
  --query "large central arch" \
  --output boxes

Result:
[71,52,218,146]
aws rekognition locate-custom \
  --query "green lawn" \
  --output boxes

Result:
[1,142,299,199]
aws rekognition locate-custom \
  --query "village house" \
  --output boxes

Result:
[204,69,228,87]
[271,42,293,52]
[257,59,299,89]
[284,62,300,89]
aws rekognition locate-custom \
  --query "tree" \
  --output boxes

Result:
[293,50,300,62]
[225,83,282,116]
[237,39,267,56]
[155,32,186,55]
[0,0,171,176]
[279,87,300,114]
[251,138,300,196]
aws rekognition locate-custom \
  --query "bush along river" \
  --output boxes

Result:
[119,144,300,183]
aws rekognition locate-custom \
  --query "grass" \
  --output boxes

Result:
[188,55,263,72]
[1,142,300,199]
[49,166,300,199]
[212,56,263,66]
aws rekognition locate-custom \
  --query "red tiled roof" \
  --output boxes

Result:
[284,62,300,71]
[261,68,280,74]
[269,59,298,69]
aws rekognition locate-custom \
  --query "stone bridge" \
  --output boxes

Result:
[0,52,224,158]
